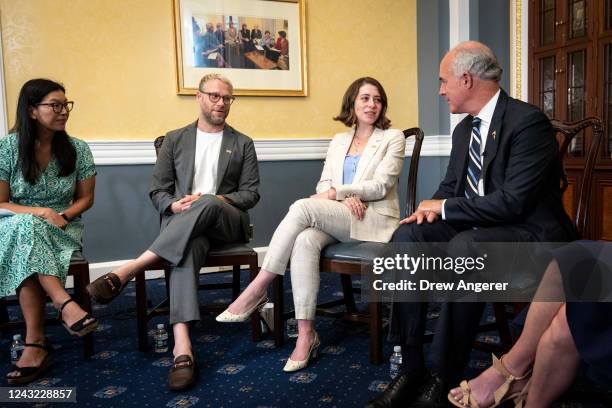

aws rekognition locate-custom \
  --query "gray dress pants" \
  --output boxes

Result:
[149,195,243,324]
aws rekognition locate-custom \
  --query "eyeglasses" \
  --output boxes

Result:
[199,91,236,105]
[36,101,74,113]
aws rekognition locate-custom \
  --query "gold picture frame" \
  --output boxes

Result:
[173,0,307,96]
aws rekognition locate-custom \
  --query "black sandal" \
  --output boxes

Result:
[58,298,99,337]
[6,340,54,385]
[86,272,124,304]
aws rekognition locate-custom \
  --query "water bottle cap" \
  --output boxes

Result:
[393,345,402,353]
[157,324,165,329]
[13,334,21,341]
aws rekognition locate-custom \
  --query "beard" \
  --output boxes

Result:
[203,109,227,126]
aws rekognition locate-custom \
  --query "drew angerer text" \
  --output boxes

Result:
[372,279,508,293]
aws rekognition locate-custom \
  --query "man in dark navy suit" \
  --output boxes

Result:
[367,41,576,408]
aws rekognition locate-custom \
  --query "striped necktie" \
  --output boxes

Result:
[465,117,482,198]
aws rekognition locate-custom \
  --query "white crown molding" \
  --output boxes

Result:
[88,135,452,165]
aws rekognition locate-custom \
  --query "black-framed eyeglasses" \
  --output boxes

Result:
[36,101,74,113]
[199,91,235,105]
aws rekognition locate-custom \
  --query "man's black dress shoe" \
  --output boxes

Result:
[409,373,448,408]
[364,369,427,408]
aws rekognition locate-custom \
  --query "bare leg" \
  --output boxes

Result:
[172,323,193,359]
[36,274,93,327]
[110,250,161,285]
[226,269,276,314]
[525,304,579,408]
[290,319,317,361]
[449,260,565,406]
[7,277,47,378]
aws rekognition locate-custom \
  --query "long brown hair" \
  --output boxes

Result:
[333,77,391,129]
[11,79,76,184]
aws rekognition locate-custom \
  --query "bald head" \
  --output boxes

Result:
[438,41,502,115]
[445,41,502,82]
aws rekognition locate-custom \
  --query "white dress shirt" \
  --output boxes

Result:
[441,89,501,219]
[192,128,223,195]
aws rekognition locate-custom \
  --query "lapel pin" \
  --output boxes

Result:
[225,149,232,154]
[491,130,496,141]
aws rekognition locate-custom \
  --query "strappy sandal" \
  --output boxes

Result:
[168,354,197,391]
[448,353,532,408]
[6,340,54,385]
[86,272,124,304]
[58,298,99,337]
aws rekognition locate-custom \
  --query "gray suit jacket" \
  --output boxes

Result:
[149,121,260,242]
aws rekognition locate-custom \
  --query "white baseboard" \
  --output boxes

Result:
[74,246,269,289]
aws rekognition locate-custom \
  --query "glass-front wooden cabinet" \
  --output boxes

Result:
[529,0,612,240]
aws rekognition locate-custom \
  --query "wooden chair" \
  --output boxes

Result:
[134,135,261,352]
[0,251,95,358]
[477,117,604,352]
[272,128,425,364]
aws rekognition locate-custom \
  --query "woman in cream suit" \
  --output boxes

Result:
[217,77,405,371]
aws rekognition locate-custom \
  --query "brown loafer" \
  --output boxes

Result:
[168,355,197,391]
[86,272,124,304]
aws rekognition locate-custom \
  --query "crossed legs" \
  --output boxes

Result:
[7,274,93,379]
[90,196,242,373]
[448,259,579,408]
[225,198,351,361]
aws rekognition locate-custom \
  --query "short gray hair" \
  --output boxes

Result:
[198,73,233,92]
[450,41,502,82]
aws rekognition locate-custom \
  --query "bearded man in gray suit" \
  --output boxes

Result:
[88,73,260,390]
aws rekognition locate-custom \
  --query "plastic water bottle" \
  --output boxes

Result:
[286,318,298,338]
[154,324,168,353]
[10,334,25,363]
[389,345,403,379]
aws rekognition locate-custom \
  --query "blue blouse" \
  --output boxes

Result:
[343,154,361,184]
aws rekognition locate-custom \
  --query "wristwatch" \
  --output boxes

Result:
[59,212,69,222]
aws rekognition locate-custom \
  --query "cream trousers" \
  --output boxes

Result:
[261,198,353,320]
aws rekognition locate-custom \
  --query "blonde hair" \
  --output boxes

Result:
[198,73,234,92]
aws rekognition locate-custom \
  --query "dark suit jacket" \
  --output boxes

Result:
[149,121,260,242]
[434,90,577,241]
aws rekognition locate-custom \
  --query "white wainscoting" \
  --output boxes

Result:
[88,135,451,166]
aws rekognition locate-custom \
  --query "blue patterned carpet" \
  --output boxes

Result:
[0,271,608,408]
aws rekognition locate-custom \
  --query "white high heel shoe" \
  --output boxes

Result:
[215,295,268,323]
[283,331,320,372]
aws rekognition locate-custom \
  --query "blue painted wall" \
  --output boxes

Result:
[82,156,448,262]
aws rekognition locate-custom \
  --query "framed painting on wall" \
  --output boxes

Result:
[173,0,307,96]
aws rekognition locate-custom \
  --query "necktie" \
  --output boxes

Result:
[465,117,482,198]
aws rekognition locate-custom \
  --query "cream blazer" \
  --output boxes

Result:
[316,127,405,243]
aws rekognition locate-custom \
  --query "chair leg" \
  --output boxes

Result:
[249,260,262,342]
[340,274,357,313]
[493,303,513,350]
[135,271,149,352]
[73,265,94,358]
[273,275,284,347]
[0,297,9,326]
[368,301,383,365]
[232,265,241,300]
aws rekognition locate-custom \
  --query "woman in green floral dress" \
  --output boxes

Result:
[0,79,98,384]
